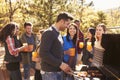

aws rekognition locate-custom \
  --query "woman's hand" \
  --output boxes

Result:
[64,50,71,55]
[32,57,40,62]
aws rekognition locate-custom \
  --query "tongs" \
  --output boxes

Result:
[68,70,78,76]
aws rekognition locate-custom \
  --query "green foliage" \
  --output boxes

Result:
[97,11,107,25]
[0,0,120,34]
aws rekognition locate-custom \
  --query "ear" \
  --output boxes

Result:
[60,19,65,24]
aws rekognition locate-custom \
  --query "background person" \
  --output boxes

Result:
[0,22,27,80]
[20,22,38,80]
[32,30,44,80]
[74,20,84,64]
[82,27,95,66]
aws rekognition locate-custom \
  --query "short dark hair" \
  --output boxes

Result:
[74,20,80,23]
[56,12,73,22]
[24,22,32,28]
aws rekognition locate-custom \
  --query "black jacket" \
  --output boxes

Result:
[40,27,64,72]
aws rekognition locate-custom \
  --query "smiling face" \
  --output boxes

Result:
[59,19,71,31]
[68,25,77,37]
[87,32,92,39]
[95,25,106,40]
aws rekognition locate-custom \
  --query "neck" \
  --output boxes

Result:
[97,37,101,41]
[54,23,60,31]
[26,33,32,37]
[70,35,74,39]
[88,38,91,42]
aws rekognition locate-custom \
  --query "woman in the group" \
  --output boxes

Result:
[32,45,42,80]
[82,27,95,66]
[63,23,78,80]
[92,24,106,67]
[32,30,43,80]
[0,22,27,80]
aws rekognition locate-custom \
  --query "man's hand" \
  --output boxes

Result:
[60,62,72,74]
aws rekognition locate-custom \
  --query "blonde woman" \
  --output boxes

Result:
[92,24,106,67]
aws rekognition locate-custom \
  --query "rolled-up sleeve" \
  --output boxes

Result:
[6,36,19,56]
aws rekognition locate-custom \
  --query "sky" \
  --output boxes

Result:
[86,0,120,10]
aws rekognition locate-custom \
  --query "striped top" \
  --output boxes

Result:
[92,41,105,67]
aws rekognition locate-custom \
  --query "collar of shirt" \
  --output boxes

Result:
[52,26,63,45]
[94,40,104,50]
[52,25,59,33]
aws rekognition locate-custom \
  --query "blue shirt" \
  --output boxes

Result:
[25,34,36,51]
[63,36,74,62]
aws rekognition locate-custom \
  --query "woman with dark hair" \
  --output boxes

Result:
[63,23,78,80]
[0,22,27,80]
[32,30,43,80]
[82,27,95,66]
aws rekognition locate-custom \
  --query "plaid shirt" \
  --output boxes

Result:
[6,36,19,56]
[76,30,84,54]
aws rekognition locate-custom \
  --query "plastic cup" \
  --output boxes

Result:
[69,48,75,56]
[23,43,27,46]
[32,51,38,58]
[28,44,33,51]
[23,43,28,52]
[79,42,84,48]
[87,42,92,51]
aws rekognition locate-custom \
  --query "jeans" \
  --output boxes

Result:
[23,64,31,80]
[63,72,74,80]
[23,62,35,80]
[66,75,74,80]
[41,70,63,80]
[9,69,22,80]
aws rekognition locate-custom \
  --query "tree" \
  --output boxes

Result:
[5,0,23,21]
[1,0,119,34]
[106,8,120,27]
[23,0,68,29]
[97,11,107,25]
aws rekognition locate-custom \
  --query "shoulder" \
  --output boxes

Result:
[63,36,72,45]
[63,36,67,41]
[31,33,37,38]
[43,27,56,36]
[20,33,26,38]
[6,36,14,43]
[62,35,66,39]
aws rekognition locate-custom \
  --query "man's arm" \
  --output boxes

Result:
[40,31,62,67]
